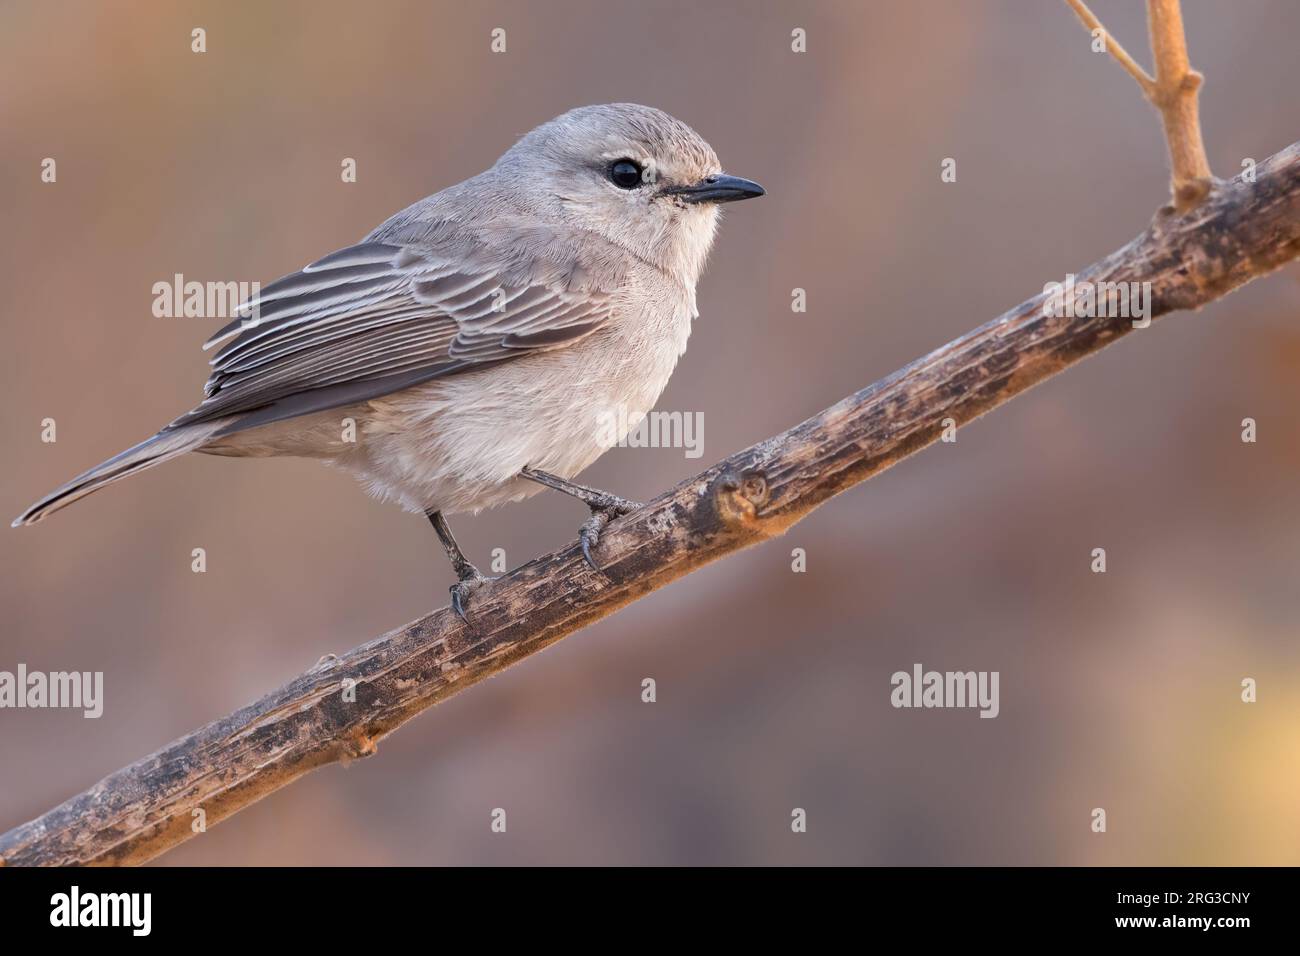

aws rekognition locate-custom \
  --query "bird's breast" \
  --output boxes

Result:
[350,287,695,514]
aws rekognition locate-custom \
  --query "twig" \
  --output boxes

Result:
[2,142,1297,866]
[1065,0,1156,92]
[1066,0,1215,210]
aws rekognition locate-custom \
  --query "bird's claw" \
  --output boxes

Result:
[579,511,608,572]
[591,491,643,516]
[515,467,642,573]
[448,571,495,625]
[578,497,643,573]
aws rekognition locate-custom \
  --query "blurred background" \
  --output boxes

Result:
[2,0,1298,865]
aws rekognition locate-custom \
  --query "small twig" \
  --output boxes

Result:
[1066,0,1215,211]
[1145,0,1214,207]
[1065,0,1156,92]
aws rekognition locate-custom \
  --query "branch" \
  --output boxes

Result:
[2,143,1296,866]
[1066,0,1215,210]
[1065,0,1156,92]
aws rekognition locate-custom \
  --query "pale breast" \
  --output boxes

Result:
[344,275,696,514]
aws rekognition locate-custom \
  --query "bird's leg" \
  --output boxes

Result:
[519,467,643,572]
[426,510,494,623]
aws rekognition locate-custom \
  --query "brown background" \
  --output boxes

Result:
[2,0,1298,865]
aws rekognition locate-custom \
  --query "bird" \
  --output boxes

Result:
[12,103,765,619]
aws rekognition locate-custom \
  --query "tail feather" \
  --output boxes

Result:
[12,422,228,527]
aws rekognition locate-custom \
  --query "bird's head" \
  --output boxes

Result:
[491,103,764,286]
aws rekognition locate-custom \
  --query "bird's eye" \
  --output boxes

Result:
[608,159,643,189]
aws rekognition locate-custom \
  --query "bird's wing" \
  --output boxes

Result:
[170,239,616,435]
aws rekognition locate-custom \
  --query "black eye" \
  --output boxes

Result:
[609,159,643,189]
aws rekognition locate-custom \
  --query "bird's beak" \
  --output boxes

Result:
[665,173,766,204]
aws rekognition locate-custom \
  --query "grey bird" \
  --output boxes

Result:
[13,103,765,618]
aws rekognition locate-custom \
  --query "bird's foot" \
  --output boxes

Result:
[426,510,497,625]
[578,494,643,573]
[517,467,643,572]
[448,566,497,625]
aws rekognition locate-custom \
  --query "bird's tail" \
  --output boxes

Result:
[11,421,228,527]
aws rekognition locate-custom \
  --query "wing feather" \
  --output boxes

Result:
[172,238,617,432]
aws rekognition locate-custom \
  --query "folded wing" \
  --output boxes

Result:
[171,239,615,435]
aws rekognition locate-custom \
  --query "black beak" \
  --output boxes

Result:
[665,173,766,204]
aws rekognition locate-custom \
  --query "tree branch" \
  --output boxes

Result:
[1066,0,1215,210]
[2,142,1297,866]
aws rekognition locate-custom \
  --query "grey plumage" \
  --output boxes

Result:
[14,103,763,528]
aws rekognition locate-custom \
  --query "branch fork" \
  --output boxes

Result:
[1067,0,1215,210]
